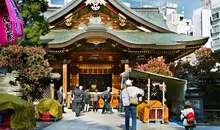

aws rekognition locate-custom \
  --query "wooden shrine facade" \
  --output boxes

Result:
[42,0,209,107]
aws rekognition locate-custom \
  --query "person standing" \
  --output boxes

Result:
[57,86,66,113]
[121,79,144,130]
[93,89,100,112]
[102,86,113,114]
[181,101,196,130]
[118,89,124,112]
[83,89,91,112]
[72,86,84,117]
[71,86,77,112]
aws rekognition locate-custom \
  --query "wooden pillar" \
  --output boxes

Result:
[71,75,79,87]
[112,75,120,93]
[63,64,67,98]
[67,64,70,92]
[71,65,79,87]
[50,82,55,99]
[147,78,150,106]
[162,82,165,124]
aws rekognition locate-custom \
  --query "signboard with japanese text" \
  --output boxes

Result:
[0,0,24,46]
[0,5,17,46]
[5,0,24,37]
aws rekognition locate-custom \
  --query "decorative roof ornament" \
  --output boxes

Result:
[88,54,103,60]
[85,0,106,11]
[87,38,106,45]
[89,17,103,24]
[119,13,127,27]
[64,13,73,27]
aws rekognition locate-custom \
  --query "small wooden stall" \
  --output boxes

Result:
[120,68,187,123]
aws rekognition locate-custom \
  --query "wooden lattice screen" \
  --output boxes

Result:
[32,86,51,102]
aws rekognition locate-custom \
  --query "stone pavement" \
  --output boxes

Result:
[42,109,220,130]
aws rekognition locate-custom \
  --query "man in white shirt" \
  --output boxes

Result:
[121,79,144,130]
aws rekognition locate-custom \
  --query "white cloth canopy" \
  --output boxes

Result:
[120,68,187,101]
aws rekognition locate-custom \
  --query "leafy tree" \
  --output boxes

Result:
[173,60,198,88]
[194,47,220,93]
[17,0,49,45]
[0,45,53,102]
[173,47,220,109]
[137,56,173,76]
[194,47,216,74]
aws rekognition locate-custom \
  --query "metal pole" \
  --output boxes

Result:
[148,78,150,106]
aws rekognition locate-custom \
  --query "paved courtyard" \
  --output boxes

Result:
[42,109,220,130]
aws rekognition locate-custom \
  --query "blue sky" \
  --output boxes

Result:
[120,0,200,19]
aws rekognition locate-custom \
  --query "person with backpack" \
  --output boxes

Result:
[181,100,196,130]
[102,86,113,114]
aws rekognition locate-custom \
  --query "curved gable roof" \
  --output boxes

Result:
[41,29,208,49]
[46,0,171,33]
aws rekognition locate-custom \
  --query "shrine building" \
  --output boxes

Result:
[41,0,209,104]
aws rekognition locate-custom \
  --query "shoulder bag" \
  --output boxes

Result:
[126,87,139,105]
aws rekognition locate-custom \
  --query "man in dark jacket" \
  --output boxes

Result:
[71,87,76,112]
[72,86,84,117]
[57,86,66,113]
[102,86,113,114]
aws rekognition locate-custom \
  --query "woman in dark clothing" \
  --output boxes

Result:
[83,89,91,112]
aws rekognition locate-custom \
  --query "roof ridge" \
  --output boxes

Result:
[45,0,172,32]
[109,0,170,32]
[46,0,82,22]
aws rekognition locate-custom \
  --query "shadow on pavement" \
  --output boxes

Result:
[36,121,53,130]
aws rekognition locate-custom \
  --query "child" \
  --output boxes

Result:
[181,100,196,130]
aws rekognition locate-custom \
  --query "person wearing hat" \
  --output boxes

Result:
[121,79,144,130]
[102,86,113,114]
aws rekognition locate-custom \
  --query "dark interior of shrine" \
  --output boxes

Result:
[79,74,112,92]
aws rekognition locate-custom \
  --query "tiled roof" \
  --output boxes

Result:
[45,0,171,32]
[134,11,169,30]
[41,29,207,45]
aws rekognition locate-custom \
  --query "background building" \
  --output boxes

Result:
[161,3,192,35]
[211,0,220,51]
[200,0,220,50]
[200,0,212,8]
[47,0,71,6]
[192,8,212,48]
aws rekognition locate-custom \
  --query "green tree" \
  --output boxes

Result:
[194,47,220,92]
[18,0,49,45]
[0,45,53,102]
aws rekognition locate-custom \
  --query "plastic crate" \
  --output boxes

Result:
[39,112,51,122]
[1,115,11,129]
[0,115,2,125]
